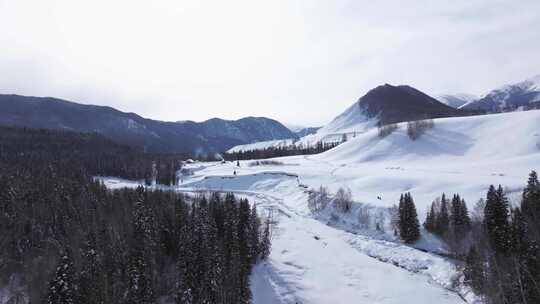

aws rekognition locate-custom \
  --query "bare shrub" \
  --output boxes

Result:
[308,185,331,213]
[374,210,385,232]
[406,119,434,140]
[248,160,284,167]
[357,204,371,228]
[378,123,398,138]
[471,198,485,223]
[389,204,399,236]
[334,187,353,213]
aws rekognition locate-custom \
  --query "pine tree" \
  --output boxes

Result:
[521,170,540,232]
[436,193,450,236]
[174,195,189,258]
[511,208,540,303]
[408,193,421,242]
[237,198,252,303]
[46,250,77,304]
[79,232,104,304]
[248,203,261,264]
[460,198,471,231]
[194,195,221,303]
[126,242,154,304]
[175,210,193,304]
[517,171,540,302]
[424,202,436,233]
[0,175,15,222]
[260,216,272,260]
[464,245,484,293]
[204,199,222,304]
[221,193,241,303]
[484,185,511,253]
[398,193,420,243]
[126,193,155,304]
[450,194,470,237]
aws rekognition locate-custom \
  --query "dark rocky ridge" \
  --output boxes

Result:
[358,84,465,125]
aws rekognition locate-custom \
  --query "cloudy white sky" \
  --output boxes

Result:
[1,0,540,126]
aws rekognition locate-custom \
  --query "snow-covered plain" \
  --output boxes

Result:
[99,110,540,304]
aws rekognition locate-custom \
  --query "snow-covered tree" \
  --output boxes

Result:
[248,203,261,264]
[521,170,540,228]
[484,185,511,253]
[464,245,484,293]
[260,216,272,260]
[126,189,155,304]
[79,232,104,304]
[46,250,77,304]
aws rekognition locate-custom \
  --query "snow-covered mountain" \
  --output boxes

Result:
[317,101,374,134]
[323,84,463,132]
[436,93,477,109]
[461,74,540,112]
[294,84,465,147]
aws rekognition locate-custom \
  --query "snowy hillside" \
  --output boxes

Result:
[227,138,296,153]
[309,110,540,214]
[318,102,374,134]
[436,93,478,108]
[292,102,377,147]
[222,110,540,222]
[462,74,540,111]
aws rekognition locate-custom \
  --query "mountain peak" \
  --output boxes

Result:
[462,74,540,112]
[317,84,464,135]
[357,84,462,125]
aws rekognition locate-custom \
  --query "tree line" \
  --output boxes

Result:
[224,141,340,161]
[0,126,271,303]
[0,126,187,186]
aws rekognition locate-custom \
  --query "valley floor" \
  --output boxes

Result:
[177,164,469,304]
[103,160,476,303]
[102,110,540,303]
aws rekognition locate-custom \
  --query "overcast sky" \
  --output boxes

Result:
[1,0,540,126]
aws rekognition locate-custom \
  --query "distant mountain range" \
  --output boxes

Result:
[460,75,540,112]
[4,74,539,154]
[0,94,295,154]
